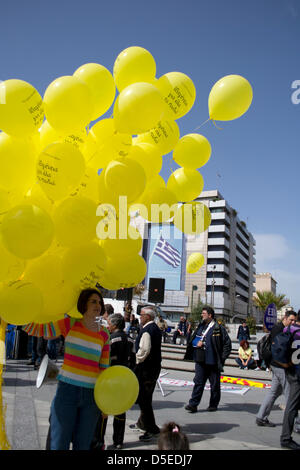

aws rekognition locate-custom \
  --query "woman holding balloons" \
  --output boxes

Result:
[24,288,110,450]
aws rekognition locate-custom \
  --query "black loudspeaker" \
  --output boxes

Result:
[116,287,133,301]
[148,278,165,304]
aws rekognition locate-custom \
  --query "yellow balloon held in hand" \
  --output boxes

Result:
[113,82,165,135]
[104,157,146,203]
[94,365,139,415]
[74,63,116,121]
[186,252,205,274]
[0,79,44,137]
[0,133,36,193]
[37,142,86,201]
[167,168,204,203]
[208,75,253,121]
[135,119,180,155]
[113,46,156,92]
[173,134,212,170]
[1,204,55,259]
[0,281,44,325]
[53,196,98,247]
[156,72,196,120]
[43,75,94,134]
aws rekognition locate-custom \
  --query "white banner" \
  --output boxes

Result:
[158,377,250,395]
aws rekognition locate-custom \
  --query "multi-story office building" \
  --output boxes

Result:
[132,189,256,323]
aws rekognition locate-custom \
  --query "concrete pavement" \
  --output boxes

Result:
[2,358,297,451]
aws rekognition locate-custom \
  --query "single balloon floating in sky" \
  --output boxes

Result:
[186,252,205,274]
[208,74,253,121]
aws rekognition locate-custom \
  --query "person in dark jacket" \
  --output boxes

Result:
[173,316,188,344]
[184,306,231,413]
[91,313,135,450]
[237,321,250,343]
[131,306,162,442]
[256,310,297,428]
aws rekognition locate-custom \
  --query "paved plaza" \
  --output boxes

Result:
[2,358,298,451]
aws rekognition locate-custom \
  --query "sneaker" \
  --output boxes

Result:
[185,404,197,413]
[256,418,276,427]
[129,423,143,431]
[254,367,260,371]
[113,444,123,450]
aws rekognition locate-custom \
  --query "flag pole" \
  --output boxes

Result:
[149,229,162,265]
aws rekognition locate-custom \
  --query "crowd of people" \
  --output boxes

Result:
[4,292,300,451]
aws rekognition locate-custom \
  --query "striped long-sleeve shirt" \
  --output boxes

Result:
[24,317,110,389]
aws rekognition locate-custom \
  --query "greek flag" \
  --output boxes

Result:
[153,234,181,268]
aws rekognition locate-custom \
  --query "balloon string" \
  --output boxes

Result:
[193,117,211,131]
[212,120,223,130]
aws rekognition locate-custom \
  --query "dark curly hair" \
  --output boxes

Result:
[157,422,189,450]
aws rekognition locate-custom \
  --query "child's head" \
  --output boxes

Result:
[157,422,189,450]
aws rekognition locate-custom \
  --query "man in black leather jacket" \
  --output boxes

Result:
[184,306,231,413]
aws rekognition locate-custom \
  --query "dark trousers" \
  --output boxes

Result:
[91,412,126,448]
[135,366,160,434]
[280,371,300,444]
[173,331,185,344]
[189,362,221,408]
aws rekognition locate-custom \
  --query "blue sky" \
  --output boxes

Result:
[1,0,300,306]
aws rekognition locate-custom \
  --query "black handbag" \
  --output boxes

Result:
[194,347,206,363]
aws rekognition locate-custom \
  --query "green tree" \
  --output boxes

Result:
[188,300,206,331]
[246,316,257,334]
[253,291,288,313]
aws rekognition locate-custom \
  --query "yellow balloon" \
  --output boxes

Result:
[137,186,177,223]
[87,119,132,168]
[39,120,88,153]
[24,182,55,215]
[208,75,253,121]
[100,225,142,259]
[94,365,139,415]
[37,142,86,201]
[173,134,212,170]
[69,166,99,201]
[104,157,146,203]
[62,241,107,290]
[25,253,64,291]
[53,196,98,247]
[1,204,55,259]
[128,174,166,215]
[67,305,83,319]
[113,83,164,134]
[186,252,205,274]
[0,188,13,220]
[104,254,147,289]
[37,281,78,322]
[128,142,162,180]
[0,280,43,325]
[135,119,180,155]
[43,75,94,134]
[0,237,25,282]
[156,72,196,120]
[0,133,36,192]
[74,63,116,120]
[174,201,211,235]
[167,168,204,202]
[0,79,44,137]
[113,46,156,92]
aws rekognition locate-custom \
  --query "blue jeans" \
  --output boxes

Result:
[50,381,101,450]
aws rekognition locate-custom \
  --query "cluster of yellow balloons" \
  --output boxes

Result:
[0,46,253,325]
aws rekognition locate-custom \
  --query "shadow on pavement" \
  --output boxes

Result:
[3,377,36,387]
[182,422,240,435]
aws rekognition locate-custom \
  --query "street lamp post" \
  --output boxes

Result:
[191,285,198,310]
[211,265,216,308]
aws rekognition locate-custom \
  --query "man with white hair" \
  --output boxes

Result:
[130,306,162,442]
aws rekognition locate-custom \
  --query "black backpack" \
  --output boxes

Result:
[257,333,272,366]
[271,327,297,368]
